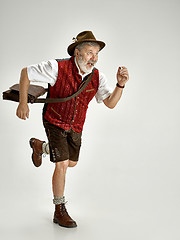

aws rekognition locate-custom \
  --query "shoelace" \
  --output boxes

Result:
[60,202,69,216]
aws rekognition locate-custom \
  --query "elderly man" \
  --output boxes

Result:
[16,31,129,228]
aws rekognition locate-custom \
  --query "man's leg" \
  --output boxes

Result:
[52,160,77,228]
[30,134,79,228]
[52,160,69,197]
[52,160,77,201]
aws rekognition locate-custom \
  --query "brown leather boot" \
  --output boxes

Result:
[53,204,77,228]
[29,138,45,167]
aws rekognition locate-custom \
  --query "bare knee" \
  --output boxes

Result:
[68,160,77,168]
[55,160,69,172]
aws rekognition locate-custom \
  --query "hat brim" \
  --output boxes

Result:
[67,39,105,56]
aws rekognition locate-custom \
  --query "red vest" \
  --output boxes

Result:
[43,57,99,133]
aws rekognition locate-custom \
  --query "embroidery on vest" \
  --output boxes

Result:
[51,107,62,118]
[86,89,95,92]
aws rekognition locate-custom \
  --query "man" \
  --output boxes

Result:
[16,31,129,228]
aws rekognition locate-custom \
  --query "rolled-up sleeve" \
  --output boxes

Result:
[95,72,112,103]
[27,59,58,86]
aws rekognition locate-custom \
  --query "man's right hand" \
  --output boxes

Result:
[16,103,29,120]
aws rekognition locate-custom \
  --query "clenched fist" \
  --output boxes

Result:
[16,103,29,120]
[117,66,129,87]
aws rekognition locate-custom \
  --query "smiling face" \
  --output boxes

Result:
[75,43,100,74]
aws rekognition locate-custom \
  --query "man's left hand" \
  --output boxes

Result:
[117,66,129,87]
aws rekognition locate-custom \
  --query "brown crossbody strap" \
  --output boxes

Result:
[33,68,95,103]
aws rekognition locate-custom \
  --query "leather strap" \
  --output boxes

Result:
[33,68,95,104]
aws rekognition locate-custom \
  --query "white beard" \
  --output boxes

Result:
[77,55,96,74]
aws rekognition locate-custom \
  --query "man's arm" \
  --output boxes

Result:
[103,66,129,109]
[16,68,30,120]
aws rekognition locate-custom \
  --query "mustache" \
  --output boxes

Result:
[87,60,96,65]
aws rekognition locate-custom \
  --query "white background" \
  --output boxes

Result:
[0,0,180,239]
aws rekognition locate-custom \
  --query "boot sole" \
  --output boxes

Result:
[53,219,77,228]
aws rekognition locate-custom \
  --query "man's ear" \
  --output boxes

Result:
[74,48,79,58]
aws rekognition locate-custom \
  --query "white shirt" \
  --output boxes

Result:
[27,58,112,103]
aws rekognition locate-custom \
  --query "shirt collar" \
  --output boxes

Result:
[74,56,92,79]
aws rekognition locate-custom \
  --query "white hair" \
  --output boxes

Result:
[74,41,100,54]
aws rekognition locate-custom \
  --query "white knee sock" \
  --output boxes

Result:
[42,143,50,154]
